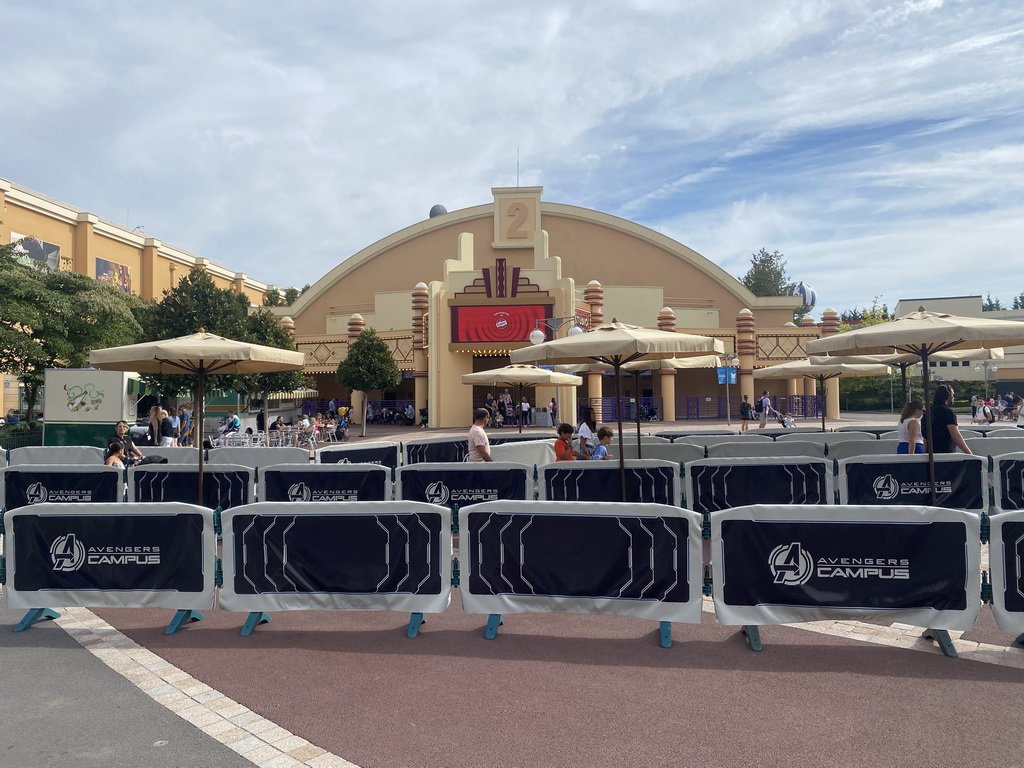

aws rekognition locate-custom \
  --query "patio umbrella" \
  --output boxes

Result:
[753,359,891,432]
[89,329,305,504]
[559,354,722,457]
[806,308,1024,502]
[810,348,1004,403]
[511,321,724,501]
[460,364,582,433]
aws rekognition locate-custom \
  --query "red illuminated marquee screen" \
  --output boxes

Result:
[451,305,549,344]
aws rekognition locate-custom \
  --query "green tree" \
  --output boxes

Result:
[1013,293,1024,310]
[983,294,1004,311]
[0,243,143,418]
[839,296,890,332]
[739,248,791,297]
[336,328,400,437]
[139,267,252,397]
[242,307,310,443]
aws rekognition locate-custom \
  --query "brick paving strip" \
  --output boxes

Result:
[52,606,361,768]
[50,598,1024,768]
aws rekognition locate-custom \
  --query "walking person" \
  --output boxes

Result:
[739,394,753,432]
[757,391,775,429]
[467,408,492,462]
[521,396,531,428]
[923,385,972,454]
[896,401,925,454]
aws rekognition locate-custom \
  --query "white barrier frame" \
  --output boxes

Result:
[988,509,1024,633]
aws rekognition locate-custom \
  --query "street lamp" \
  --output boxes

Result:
[721,354,739,426]
[975,363,998,399]
[530,316,584,345]
[529,316,585,425]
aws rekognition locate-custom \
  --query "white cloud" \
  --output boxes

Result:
[0,0,1021,313]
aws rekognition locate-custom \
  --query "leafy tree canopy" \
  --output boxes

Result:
[839,296,891,332]
[336,328,400,394]
[0,236,143,417]
[739,248,792,297]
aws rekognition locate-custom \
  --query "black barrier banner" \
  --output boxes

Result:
[688,462,828,514]
[318,445,399,468]
[3,469,121,509]
[262,468,388,502]
[404,440,467,465]
[466,511,690,602]
[131,469,251,509]
[398,466,528,508]
[11,512,204,593]
[720,519,968,611]
[542,465,675,504]
[843,459,983,509]
[229,511,443,596]
[996,458,1024,511]
[999,520,1024,615]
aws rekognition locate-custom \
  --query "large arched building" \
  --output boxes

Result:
[281,187,839,428]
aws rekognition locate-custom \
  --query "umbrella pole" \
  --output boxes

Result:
[614,365,627,502]
[921,350,937,505]
[633,371,643,460]
[518,384,523,434]
[197,367,206,506]
[900,364,909,404]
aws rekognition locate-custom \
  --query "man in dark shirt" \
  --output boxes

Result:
[108,420,145,464]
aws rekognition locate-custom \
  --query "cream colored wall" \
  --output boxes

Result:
[601,286,665,325]
[672,307,721,329]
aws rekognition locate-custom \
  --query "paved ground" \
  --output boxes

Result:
[3,413,1024,768]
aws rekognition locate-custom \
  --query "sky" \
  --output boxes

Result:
[2,0,1022,317]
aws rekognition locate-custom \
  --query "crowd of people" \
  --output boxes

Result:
[466,405,615,464]
[969,392,1020,423]
[895,385,1024,456]
[478,392,559,429]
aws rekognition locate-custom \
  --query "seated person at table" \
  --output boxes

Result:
[108,420,144,465]
[104,441,128,468]
[554,423,585,461]
[589,427,614,461]
[269,416,286,431]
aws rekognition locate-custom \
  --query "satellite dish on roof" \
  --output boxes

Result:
[429,204,448,218]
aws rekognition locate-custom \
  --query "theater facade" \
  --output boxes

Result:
[280,187,840,428]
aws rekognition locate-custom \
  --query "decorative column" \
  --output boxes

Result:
[347,314,366,424]
[140,238,161,299]
[584,280,604,327]
[411,283,429,425]
[820,308,841,420]
[280,316,296,339]
[657,307,677,422]
[736,308,756,403]
[800,315,819,397]
[73,212,96,278]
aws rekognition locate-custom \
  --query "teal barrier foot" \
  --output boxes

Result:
[659,621,672,648]
[484,614,503,640]
[13,608,60,632]
[407,612,425,638]
[742,625,763,652]
[1015,633,1024,648]
[165,609,204,636]
[240,611,272,637]
[923,628,958,658]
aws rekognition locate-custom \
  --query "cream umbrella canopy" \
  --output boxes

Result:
[461,364,582,434]
[89,329,305,505]
[806,308,1024,502]
[511,322,724,501]
[753,359,891,432]
[809,348,1005,404]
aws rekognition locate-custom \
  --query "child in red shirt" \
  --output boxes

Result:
[554,423,585,461]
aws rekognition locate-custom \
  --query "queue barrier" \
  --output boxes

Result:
[620,442,705,462]
[142,447,201,464]
[711,504,982,654]
[707,441,825,459]
[684,457,832,513]
[489,440,554,465]
[0,465,124,509]
[459,500,704,643]
[396,462,531,510]
[9,446,104,466]
[208,446,310,468]
[965,436,1024,458]
[988,509,1024,635]
[1,499,1016,653]
[993,452,1024,512]
[0,452,7,469]
[539,460,679,505]
[825,440,900,461]
[316,441,401,468]
[836,454,987,511]
[3,502,217,616]
[127,463,255,510]
[258,463,390,502]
